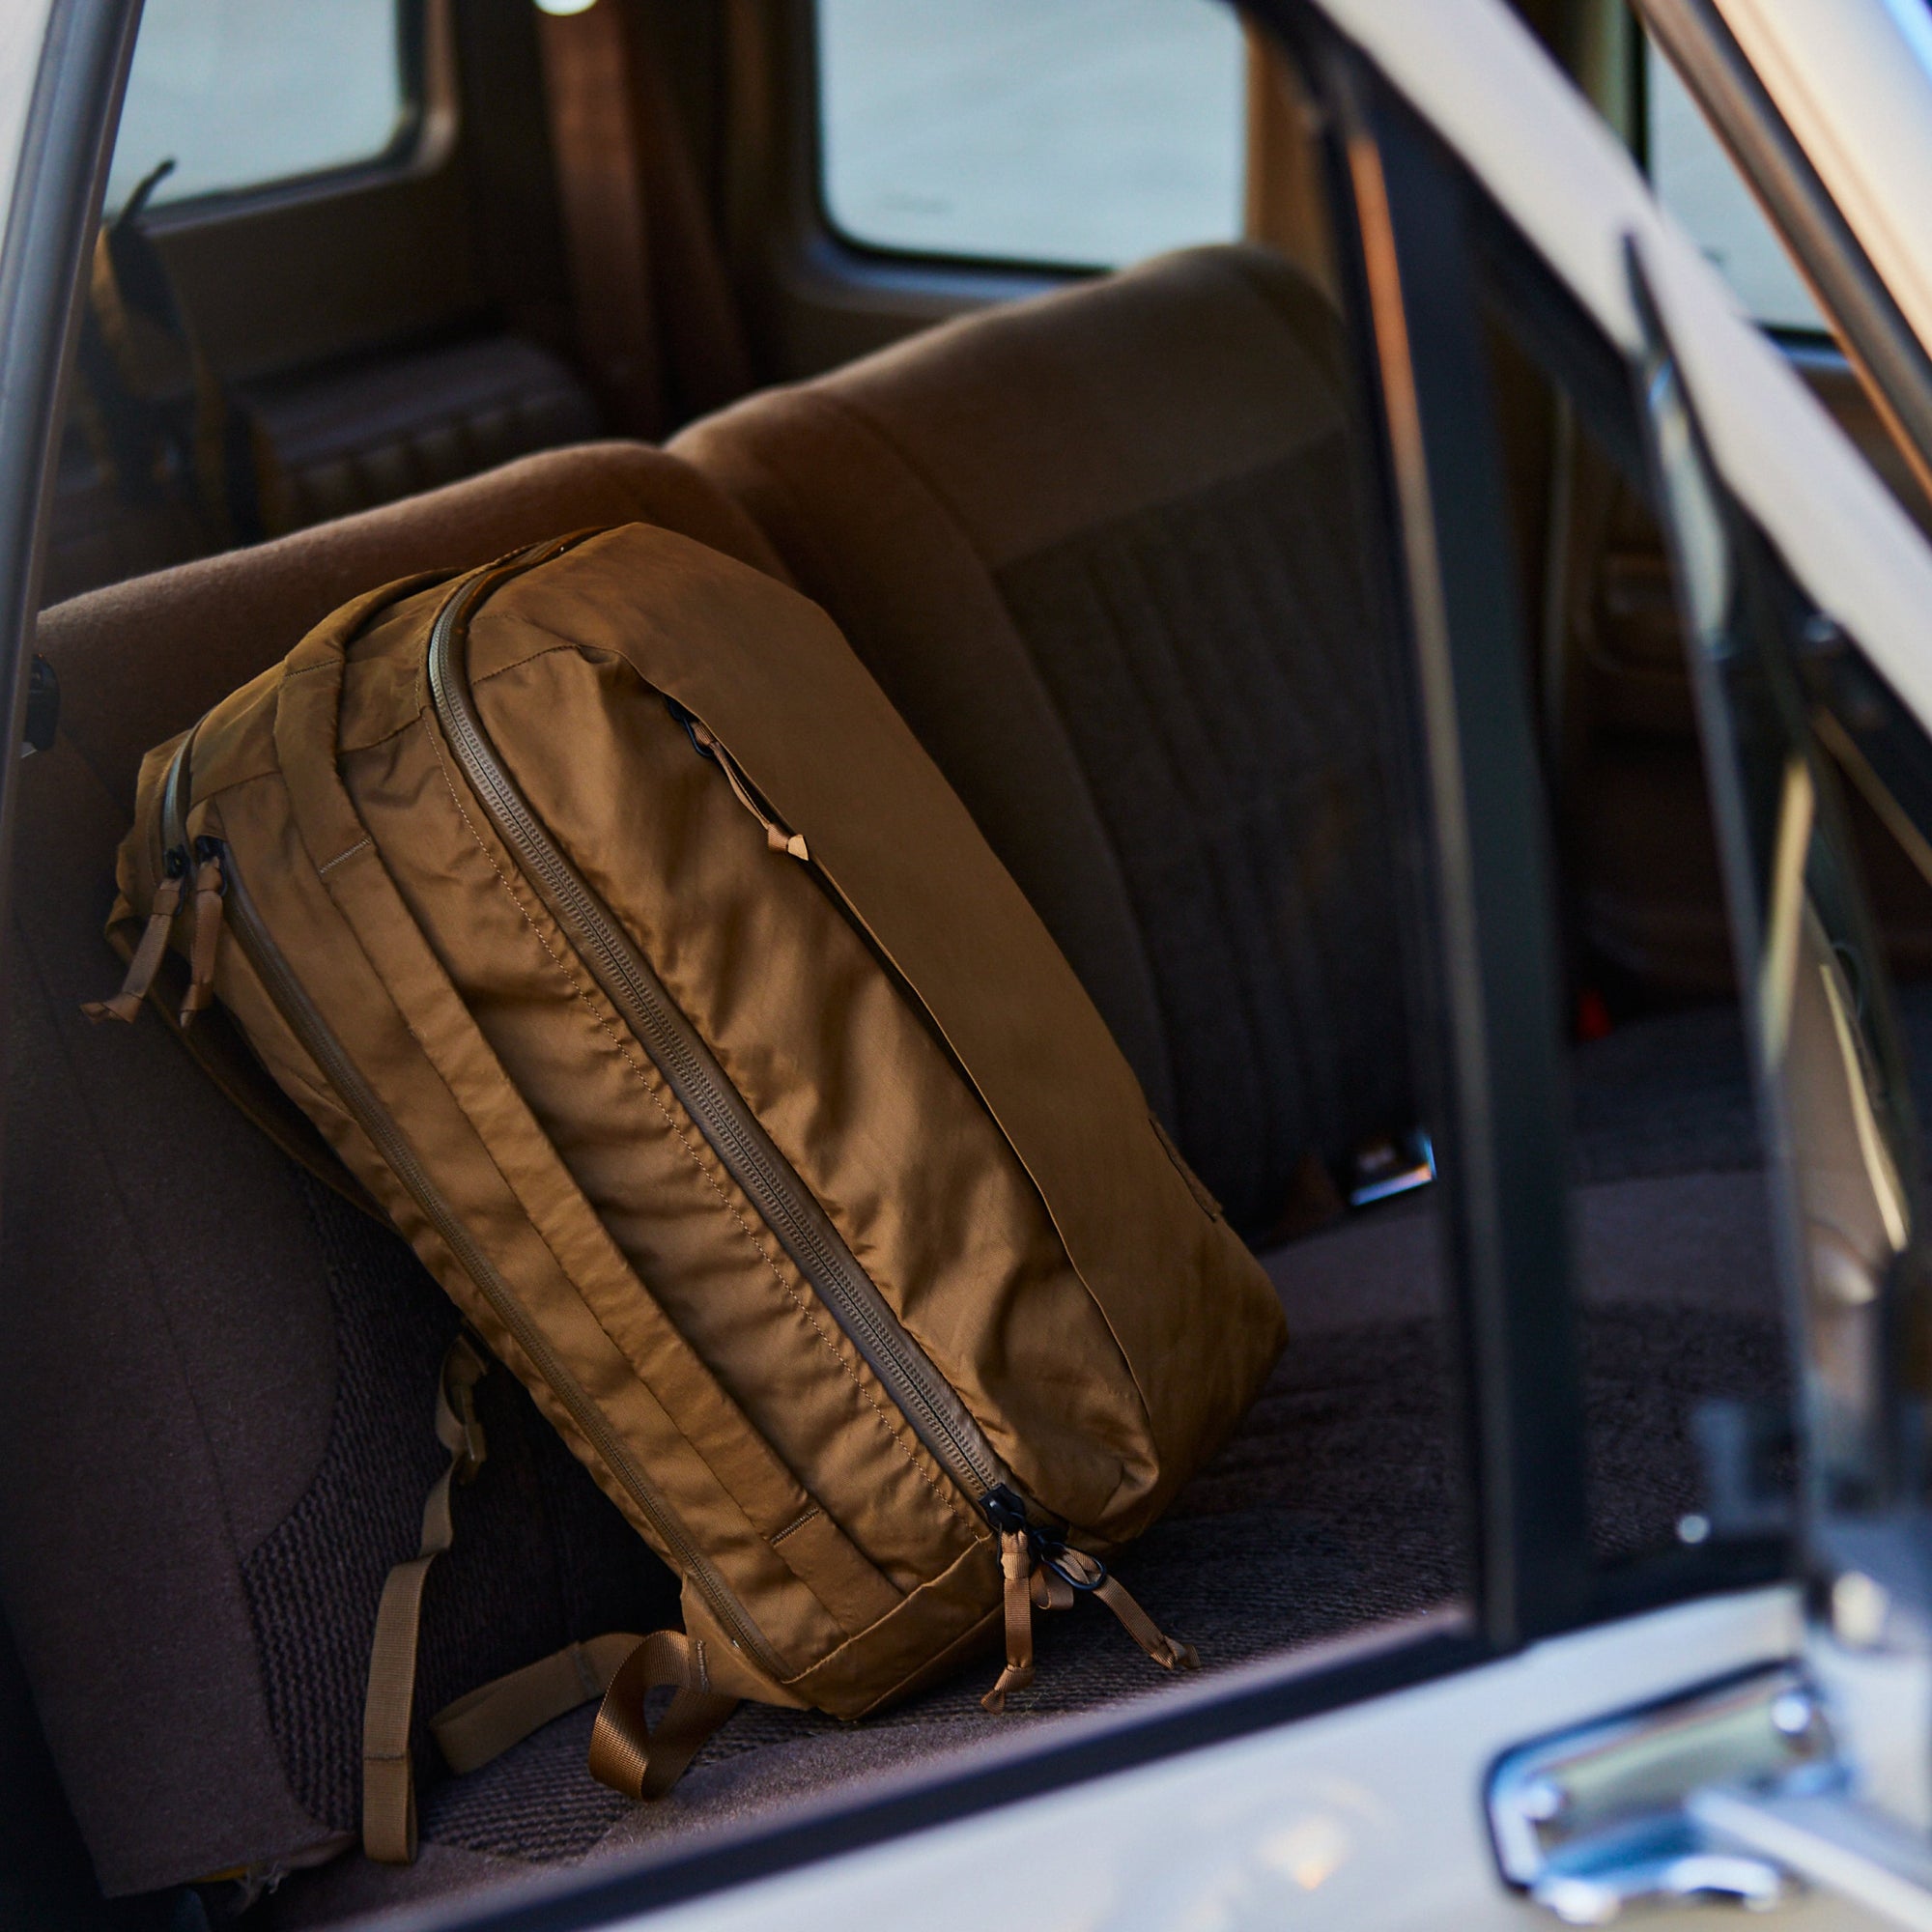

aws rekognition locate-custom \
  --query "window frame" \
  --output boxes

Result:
[806,0,1250,281]
[723,0,1073,385]
[1633,0,1932,492]
[112,0,449,234]
[1634,20,1826,346]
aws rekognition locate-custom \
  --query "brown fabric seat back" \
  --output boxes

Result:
[0,445,778,1895]
[672,246,1410,1238]
[37,440,788,811]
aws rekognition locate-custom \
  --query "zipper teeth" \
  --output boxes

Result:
[165,732,786,1680]
[424,566,1012,1510]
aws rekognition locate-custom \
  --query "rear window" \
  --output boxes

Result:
[105,0,413,213]
[815,0,1245,270]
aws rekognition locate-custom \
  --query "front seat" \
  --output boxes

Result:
[673,245,1411,1238]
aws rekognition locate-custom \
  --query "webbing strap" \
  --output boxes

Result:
[980,1531,1036,1715]
[1091,1573,1199,1674]
[432,1632,641,1776]
[980,1539,1197,1716]
[360,1335,488,1865]
[586,1631,740,1802]
[80,873,184,1024]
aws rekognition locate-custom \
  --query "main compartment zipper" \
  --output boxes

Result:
[156,729,788,1684]
[423,553,1021,1523]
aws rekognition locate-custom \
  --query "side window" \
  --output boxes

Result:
[103,0,415,213]
[814,0,1246,270]
[1642,35,1822,334]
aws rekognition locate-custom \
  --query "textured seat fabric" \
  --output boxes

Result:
[672,246,1409,1240]
[1,443,784,1897]
[242,335,603,537]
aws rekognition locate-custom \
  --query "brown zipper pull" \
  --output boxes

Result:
[688,719,810,863]
[1059,1548,1198,1675]
[975,1483,1196,1714]
[81,860,187,1024]
[179,838,227,1028]
[980,1530,1037,1715]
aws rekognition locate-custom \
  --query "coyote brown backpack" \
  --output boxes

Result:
[88,522,1285,1861]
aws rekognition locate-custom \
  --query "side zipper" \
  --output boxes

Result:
[424,554,1198,1707]
[673,707,809,861]
[180,836,227,1025]
[424,556,1018,1520]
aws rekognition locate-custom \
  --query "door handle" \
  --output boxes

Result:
[1488,1663,1932,1924]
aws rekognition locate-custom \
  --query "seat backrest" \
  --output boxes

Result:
[672,246,1409,1237]
[37,439,787,812]
[1,442,779,1894]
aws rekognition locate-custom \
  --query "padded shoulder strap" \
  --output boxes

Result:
[364,1344,740,1865]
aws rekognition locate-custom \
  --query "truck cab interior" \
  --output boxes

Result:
[5,2,1927,1926]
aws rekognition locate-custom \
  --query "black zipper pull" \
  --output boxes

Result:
[179,836,227,1028]
[82,846,189,1024]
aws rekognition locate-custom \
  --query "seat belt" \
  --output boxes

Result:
[535,0,753,438]
[621,4,753,422]
[72,158,279,547]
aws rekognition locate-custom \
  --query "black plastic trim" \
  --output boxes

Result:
[0,0,139,1012]
[800,0,1199,284]
[1311,44,1592,1652]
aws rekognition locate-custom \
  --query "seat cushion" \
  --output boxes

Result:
[673,245,1408,1238]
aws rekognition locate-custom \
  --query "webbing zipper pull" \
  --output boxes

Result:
[677,709,810,863]
[977,1485,1197,1713]
[179,837,227,1028]
[81,846,189,1024]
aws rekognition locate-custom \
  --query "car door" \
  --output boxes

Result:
[4,2,1932,1929]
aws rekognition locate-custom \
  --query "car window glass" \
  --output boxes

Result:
[1528,247,1797,1588]
[815,0,1245,269]
[1644,36,1823,335]
[104,0,410,213]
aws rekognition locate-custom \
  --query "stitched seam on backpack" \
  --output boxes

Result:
[770,1505,820,1544]
[318,838,371,875]
[417,710,968,1528]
